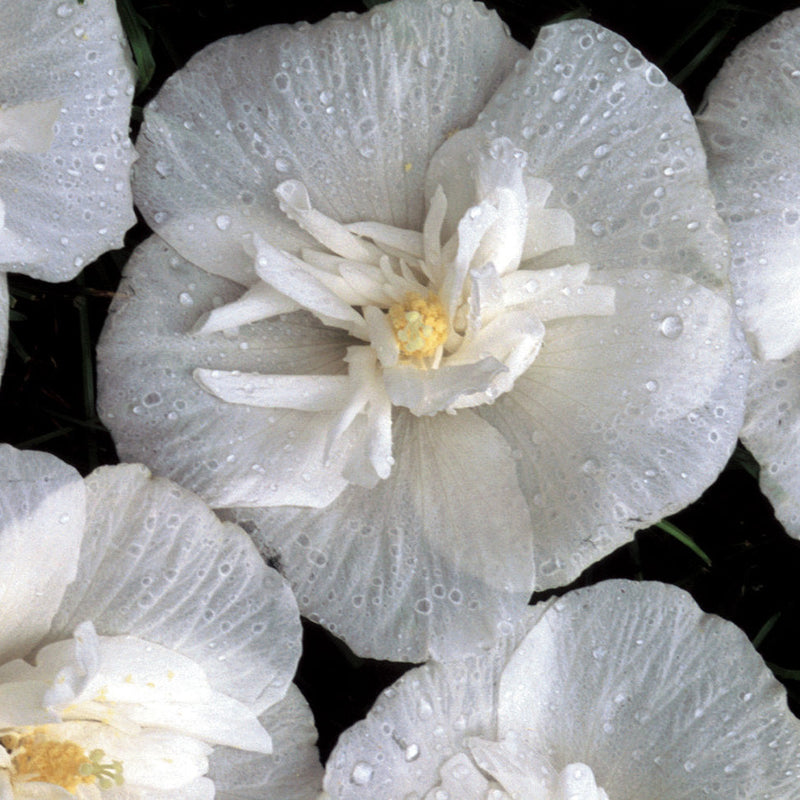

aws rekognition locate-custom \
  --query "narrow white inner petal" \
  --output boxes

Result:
[274,179,380,263]
[251,233,368,336]
[363,305,400,368]
[191,282,299,334]
[423,184,448,281]
[346,220,424,260]
[193,369,351,411]
[523,207,576,260]
[441,200,500,319]
[0,98,61,153]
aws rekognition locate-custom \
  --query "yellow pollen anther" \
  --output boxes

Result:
[389,292,448,359]
[1,730,124,793]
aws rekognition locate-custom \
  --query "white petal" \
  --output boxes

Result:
[363,305,400,368]
[698,9,800,359]
[322,612,538,798]
[471,19,727,291]
[97,236,354,509]
[44,462,302,715]
[0,680,54,728]
[222,410,534,662]
[383,357,508,416]
[739,354,800,538]
[133,0,522,275]
[497,580,800,800]
[0,0,135,280]
[346,221,424,260]
[0,99,60,153]
[502,264,616,322]
[252,233,367,336]
[478,269,747,590]
[523,207,576,260]
[192,283,300,335]
[275,181,379,263]
[193,369,351,411]
[0,445,85,663]
[210,685,323,800]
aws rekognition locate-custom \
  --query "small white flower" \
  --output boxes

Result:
[323,580,800,800]
[0,444,322,798]
[100,0,747,660]
[0,0,137,374]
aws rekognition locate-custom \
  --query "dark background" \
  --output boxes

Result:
[2,0,800,760]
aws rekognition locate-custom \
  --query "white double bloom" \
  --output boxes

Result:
[194,136,613,490]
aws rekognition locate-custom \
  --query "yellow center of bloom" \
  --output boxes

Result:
[1,729,124,793]
[389,292,448,359]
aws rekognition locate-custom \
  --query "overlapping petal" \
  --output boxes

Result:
[0,0,136,281]
[0,445,85,664]
[324,581,800,799]
[133,0,523,284]
[698,8,800,538]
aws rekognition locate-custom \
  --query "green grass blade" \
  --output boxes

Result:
[116,0,156,95]
[656,519,712,566]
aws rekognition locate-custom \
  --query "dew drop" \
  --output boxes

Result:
[404,744,420,762]
[659,315,683,339]
[215,214,231,231]
[56,2,74,16]
[350,762,373,785]
[178,292,194,306]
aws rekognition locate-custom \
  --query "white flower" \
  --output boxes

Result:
[323,580,800,800]
[0,444,322,799]
[0,0,137,374]
[698,9,800,538]
[99,0,747,660]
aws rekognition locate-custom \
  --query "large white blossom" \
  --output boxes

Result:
[98,0,747,661]
[323,580,800,799]
[698,9,800,538]
[0,444,322,799]
[0,0,137,374]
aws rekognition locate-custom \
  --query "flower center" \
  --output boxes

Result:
[389,292,448,360]
[2,729,124,793]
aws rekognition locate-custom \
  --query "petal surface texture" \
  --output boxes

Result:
[0,0,136,281]
[698,8,800,538]
[0,444,85,664]
[100,0,746,660]
[323,581,800,800]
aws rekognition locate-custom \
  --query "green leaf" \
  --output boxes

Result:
[655,519,712,566]
[116,0,156,95]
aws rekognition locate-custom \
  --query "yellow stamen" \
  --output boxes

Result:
[389,292,448,360]
[2,730,124,793]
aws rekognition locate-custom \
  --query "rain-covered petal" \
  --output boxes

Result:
[209,685,323,800]
[698,8,800,360]
[43,461,301,713]
[0,0,136,281]
[133,0,523,282]
[697,9,800,540]
[97,236,356,509]
[222,409,534,662]
[0,445,85,664]
[324,581,800,800]
[478,269,747,590]
[458,19,728,291]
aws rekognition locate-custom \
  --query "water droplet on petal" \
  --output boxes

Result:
[659,315,683,339]
[350,762,373,785]
[215,214,231,231]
